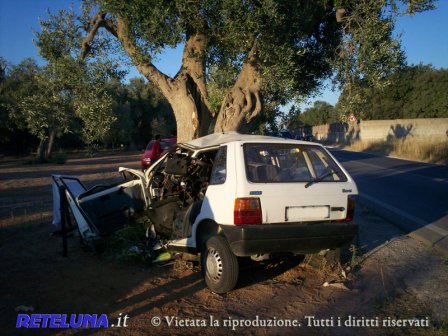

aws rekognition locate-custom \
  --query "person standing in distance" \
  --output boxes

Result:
[149,134,161,165]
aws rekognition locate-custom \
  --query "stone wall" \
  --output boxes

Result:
[312,118,448,143]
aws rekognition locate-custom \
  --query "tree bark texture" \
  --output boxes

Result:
[215,48,263,133]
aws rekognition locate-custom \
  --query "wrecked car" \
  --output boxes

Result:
[52,132,358,293]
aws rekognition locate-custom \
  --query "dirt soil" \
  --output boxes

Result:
[1,152,447,336]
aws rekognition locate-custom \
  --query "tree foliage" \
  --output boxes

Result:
[0,57,31,150]
[82,0,345,139]
[1,58,41,130]
[0,56,175,155]
[0,59,54,158]
[281,101,338,128]
[33,0,435,141]
[3,55,118,159]
[338,64,448,120]
[301,101,338,126]
[332,0,435,116]
[4,0,434,148]
[11,8,123,158]
[104,78,175,148]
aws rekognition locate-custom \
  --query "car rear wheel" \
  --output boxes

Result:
[201,235,239,294]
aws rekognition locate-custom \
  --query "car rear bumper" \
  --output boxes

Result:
[220,222,358,257]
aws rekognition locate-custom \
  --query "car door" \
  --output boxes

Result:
[76,169,148,235]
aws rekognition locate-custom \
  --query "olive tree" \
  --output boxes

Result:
[2,58,70,160]
[38,0,435,141]
[34,9,122,155]
[18,62,73,160]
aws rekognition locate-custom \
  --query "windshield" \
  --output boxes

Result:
[146,140,172,151]
[243,143,347,183]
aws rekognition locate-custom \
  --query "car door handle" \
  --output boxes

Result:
[331,207,345,212]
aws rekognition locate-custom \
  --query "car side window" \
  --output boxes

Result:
[210,146,227,185]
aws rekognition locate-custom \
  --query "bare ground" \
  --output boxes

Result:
[0,152,447,336]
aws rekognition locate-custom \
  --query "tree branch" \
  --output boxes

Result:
[114,16,173,97]
[79,12,173,97]
[80,12,109,59]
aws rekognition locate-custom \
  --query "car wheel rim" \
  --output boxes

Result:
[206,248,223,282]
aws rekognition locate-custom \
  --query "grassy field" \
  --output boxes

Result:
[340,138,448,165]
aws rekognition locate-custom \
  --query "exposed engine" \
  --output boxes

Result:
[146,149,216,240]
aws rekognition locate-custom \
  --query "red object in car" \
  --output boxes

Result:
[141,137,177,169]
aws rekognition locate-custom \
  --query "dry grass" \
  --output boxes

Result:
[342,138,448,164]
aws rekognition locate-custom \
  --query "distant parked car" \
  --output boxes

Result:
[141,137,177,169]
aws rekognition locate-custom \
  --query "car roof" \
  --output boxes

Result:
[182,132,313,149]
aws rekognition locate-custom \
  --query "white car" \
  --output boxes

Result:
[52,132,358,293]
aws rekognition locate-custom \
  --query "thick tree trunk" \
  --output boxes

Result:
[113,18,212,142]
[163,32,212,141]
[45,129,55,159]
[167,75,211,141]
[180,32,212,139]
[36,129,55,162]
[81,14,223,141]
[82,12,269,140]
[215,48,263,133]
[36,138,46,162]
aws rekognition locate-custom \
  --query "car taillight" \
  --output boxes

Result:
[339,195,356,222]
[234,197,262,225]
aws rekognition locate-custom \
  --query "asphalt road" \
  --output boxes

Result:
[329,149,448,236]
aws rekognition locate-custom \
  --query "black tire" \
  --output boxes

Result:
[201,235,239,294]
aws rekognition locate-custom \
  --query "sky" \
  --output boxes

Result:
[1,0,447,108]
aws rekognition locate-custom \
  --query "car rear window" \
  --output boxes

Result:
[243,143,347,183]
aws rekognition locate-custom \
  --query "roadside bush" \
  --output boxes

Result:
[99,223,149,264]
